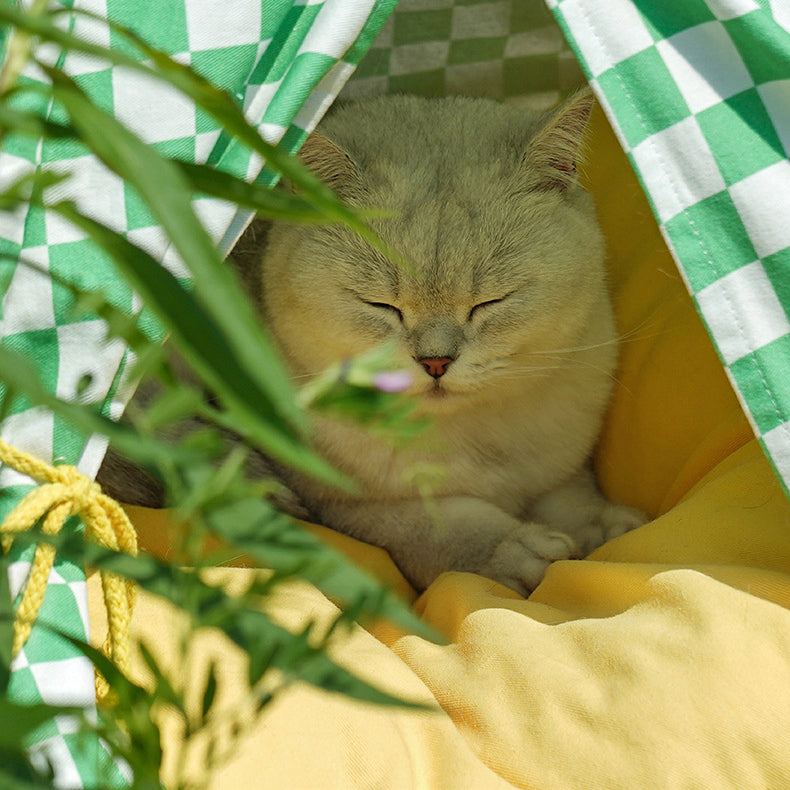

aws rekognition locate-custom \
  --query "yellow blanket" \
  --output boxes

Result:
[88,107,790,788]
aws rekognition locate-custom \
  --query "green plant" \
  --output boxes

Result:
[0,4,431,787]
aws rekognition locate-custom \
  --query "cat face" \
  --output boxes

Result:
[261,92,612,409]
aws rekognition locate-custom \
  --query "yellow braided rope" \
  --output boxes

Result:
[0,437,138,701]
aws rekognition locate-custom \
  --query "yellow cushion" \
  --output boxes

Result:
[97,105,790,788]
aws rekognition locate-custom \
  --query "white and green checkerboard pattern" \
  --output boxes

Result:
[548,0,790,499]
[0,0,395,785]
[3,0,790,784]
[342,0,586,106]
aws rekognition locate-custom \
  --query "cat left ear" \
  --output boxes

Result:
[296,131,362,197]
[524,88,595,192]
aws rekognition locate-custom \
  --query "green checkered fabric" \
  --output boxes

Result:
[548,0,790,499]
[0,0,395,785]
[343,0,586,106]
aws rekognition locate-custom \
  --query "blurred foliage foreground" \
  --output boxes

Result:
[0,4,433,788]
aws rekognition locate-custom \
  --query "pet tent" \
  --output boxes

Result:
[2,0,790,787]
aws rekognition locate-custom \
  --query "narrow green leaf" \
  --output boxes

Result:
[50,201,268,410]
[204,498,438,641]
[0,5,404,263]
[201,662,218,720]
[53,10,364,218]
[0,253,153,353]
[57,634,132,700]
[0,103,75,141]
[0,699,82,747]
[51,202,346,487]
[25,547,404,731]
[0,97,324,224]
[38,67,305,433]
[175,161,327,222]
[25,538,426,719]
[0,169,67,212]
[226,608,424,709]
[141,386,204,431]
[0,751,55,790]
[136,640,186,718]
[0,556,13,693]
[53,632,166,777]
[0,344,187,468]
[34,530,428,710]
[0,4,359,224]
[0,0,49,96]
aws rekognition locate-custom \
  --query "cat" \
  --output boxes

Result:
[98,89,645,596]
[248,89,645,594]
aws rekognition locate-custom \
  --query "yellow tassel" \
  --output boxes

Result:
[0,437,138,703]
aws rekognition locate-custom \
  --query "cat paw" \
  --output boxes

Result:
[599,502,648,540]
[480,524,578,597]
[575,503,648,555]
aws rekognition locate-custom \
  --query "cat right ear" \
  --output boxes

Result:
[296,132,362,197]
[522,88,595,192]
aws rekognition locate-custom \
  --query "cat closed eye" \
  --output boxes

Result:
[468,296,509,321]
[363,300,403,322]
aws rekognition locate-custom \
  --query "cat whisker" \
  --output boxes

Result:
[525,314,668,358]
[492,353,629,393]
[608,318,671,350]
[525,340,619,357]
[531,353,631,393]
[490,364,569,378]
[219,553,248,567]
[289,371,323,381]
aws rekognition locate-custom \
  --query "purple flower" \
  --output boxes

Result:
[372,370,413,393]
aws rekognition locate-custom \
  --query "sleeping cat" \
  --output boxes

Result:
[251,89,645,594]
[99,90,645,595]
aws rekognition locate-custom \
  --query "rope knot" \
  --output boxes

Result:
[51,462,98,492]
[0,437,138,702]
[49,464,101,516]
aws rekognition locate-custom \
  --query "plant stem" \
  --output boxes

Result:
[0,0,50,95]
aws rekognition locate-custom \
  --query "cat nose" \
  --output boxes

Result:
[418,357,454,378]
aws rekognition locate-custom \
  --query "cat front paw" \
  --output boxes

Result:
[480,524,578,597]
[600,502,648,539]
[575,502,648,555]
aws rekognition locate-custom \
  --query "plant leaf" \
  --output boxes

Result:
[61,637,165,783]
[0,699,82,747]
[28,531,430,710]
[201,661,218,720]
[0,5,376,233]
[203,497,437,640]
[39,67,305,424]
[49,202,346,488]
[0,4,406,265]
[0,751,56,790]
[0,344,187,468]
[0,168,67,212]
[0,103,75,141]
[136,640,187,719]
[0,555,13,693]
[174,161,326,222]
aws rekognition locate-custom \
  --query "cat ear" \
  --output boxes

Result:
[296,131,361,196]
[523,88,595,192]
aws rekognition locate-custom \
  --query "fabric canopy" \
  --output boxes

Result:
[551,0,790,500]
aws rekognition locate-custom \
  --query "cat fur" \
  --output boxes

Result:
[255,90,645,594]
